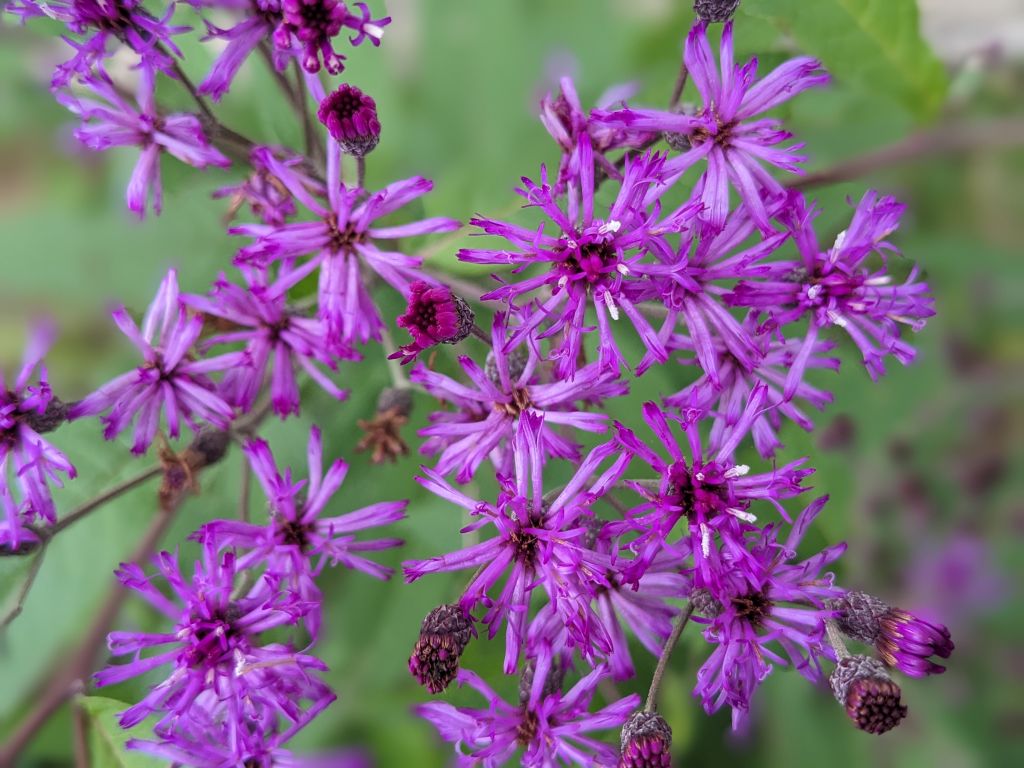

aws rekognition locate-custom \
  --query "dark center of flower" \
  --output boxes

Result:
[666,461,731,521]
[731,591,772,627]
[279,517,313,549]
[515,708,540,746]
[182,605,242,669]
[560,238,619,285]
[291,0,343,36]
[509,512,543,567]
[325,213,365,253]
[494,387,533,418]
[688,115,738,149]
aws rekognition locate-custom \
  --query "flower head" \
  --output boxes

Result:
[233,144,460,346]
[728,191,934,381]
[404,413,632,671]
[93,544,320,730]
[416,666,639,768]
[194,425,406,638]
[185,264,351,418]
[273,0,389,74]
[595,21,829,232]
[392,280,475,365]
[412,312,627,482]
[690,496,846,728]
[409,603,476,694]
[460,143,683,377]
[69,270,244,454]
[318,83,381,156]
[1,326,75,545]
[829,655,908,735]
[59,67,229,218]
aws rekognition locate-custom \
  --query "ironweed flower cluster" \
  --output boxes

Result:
[2,0,956,764]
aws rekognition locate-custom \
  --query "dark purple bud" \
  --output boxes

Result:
[830,655,908,735]
[391,282,475,365]
[409,604,475,694]
[693,0,741,22]
[832,591,954,677]
[317,83,381,156]
[619,710,672,768]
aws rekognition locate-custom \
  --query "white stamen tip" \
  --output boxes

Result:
[695,471,705,482]
[603,291,620,321]
[827,311,848,328]
[806,284,823,300]
[728,507,757,523]
[832,229,847,253]
[700,523,711,557]
[364,23,385,39]
[557,275,569,289]
[599,219,622,234]
[725,464,750,478]
[616,263,630,275]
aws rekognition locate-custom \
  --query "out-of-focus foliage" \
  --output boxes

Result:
[1,1,1021,766]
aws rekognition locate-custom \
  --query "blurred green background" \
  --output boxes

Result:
[1,0,1022,766]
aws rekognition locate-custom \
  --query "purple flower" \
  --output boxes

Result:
[663,315,839,458]
[595,21,829,232]
[125,660,335,765]
[273,0,389,74]
[68,269,245,455]
[631,198,791,386]
[194,426,405,638]
[196,0,283,101]
[611,394,811,584]
[1,326,76,545]
[404,413,632,671]
[728,190,935,381]
[392,280,475,365]
[831,590,954,677]
[93,543,321,731]
[184,265,350,417]
[317,82,381,156]
[539,76,657,194]
[459,144,682,377]
[6,0,187,87]
[214,145,319,226]
[233,144,460,346]
[588,525,686,681]
[690,496,846,728]
[59,67,229,218]
[412,312,626,482]
[416,666,639,767]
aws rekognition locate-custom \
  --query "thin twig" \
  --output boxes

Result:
[72,700,90,768]
[668,60,689,110]
[825,618,851,661]
[644,601,694,712]
[380,326,412,390]
[48,465,163,538]
[469,324,492,345]
[167,55,215,123]
[356,156,366,189]
[788,117,1024,190]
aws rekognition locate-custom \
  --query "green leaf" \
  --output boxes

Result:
[741,0,948,119]
[78,696,163,768]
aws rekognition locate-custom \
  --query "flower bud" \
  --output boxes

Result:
[485,345,529,385]
[689,587,723,619]
[619,710,672,768]
[357,386,414,464]
[830,655,907,735]
[318,83,381,157]
[518,657,566,704]
[409,604,474,694]
[831,591,954,677]
[693,0,741,22]
[392,282,475,365]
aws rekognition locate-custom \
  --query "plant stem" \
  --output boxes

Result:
[825,618,851,661]
[239,455,252,523]
[668,60,689,109]
[1,545,47,632]
[644,601,694,712]
[48,465,163,537]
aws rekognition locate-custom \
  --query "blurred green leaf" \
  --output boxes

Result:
[742,0,948,119]
[79,696,162,768]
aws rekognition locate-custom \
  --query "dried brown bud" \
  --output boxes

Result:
[23,397,68,434]
[830,655,907,735]
[159,428,231,511]
[409,604,475,694]
[689,587,723,619]
[619,710,673,768]
[357,387,414,464]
